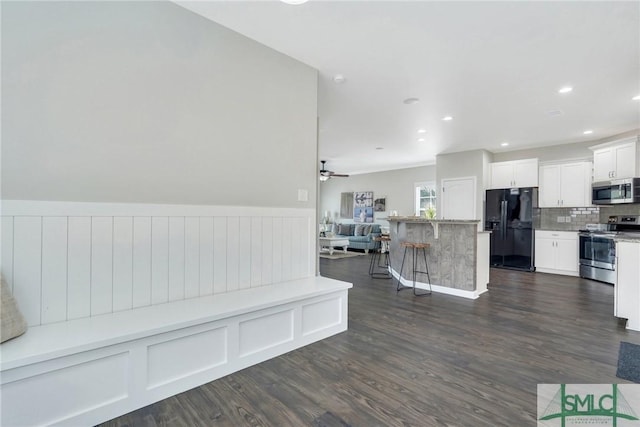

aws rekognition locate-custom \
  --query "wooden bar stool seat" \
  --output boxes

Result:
[397,242,432,296]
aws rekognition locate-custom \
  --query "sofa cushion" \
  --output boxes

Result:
[337,223,352,236]
[349,235,372,243]
[354,224,372,236]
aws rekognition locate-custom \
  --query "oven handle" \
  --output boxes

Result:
[578,232,616,240]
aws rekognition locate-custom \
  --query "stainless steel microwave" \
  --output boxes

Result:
[592,178,640,205]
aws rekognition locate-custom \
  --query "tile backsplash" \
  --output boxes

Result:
[536,207,600,231]
[598,204,640,222]
[536,205,640,230]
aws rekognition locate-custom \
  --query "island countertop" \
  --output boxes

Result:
[386,217,480,224]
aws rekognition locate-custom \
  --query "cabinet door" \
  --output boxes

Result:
[513,159,539,188]
[614,143,636,179]
[616,242,640,330]
[555,236,579,274]
[441,177,476,220]
[539,165,560,207]
[490,163,515,189]
[534,236,556,270]
[593,148,614,181]
[560,162,591,207]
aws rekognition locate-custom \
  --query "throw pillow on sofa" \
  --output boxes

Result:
[354,224,373,236]
[338,224,352,236]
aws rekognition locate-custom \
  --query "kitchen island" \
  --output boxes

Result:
[387,217,490,299]
[614,235,640,331]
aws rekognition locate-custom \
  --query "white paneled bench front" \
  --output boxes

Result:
[0,276,352,427]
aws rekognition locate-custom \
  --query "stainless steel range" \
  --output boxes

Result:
[579,215,640,285]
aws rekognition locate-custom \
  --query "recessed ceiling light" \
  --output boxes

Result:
[403,97,420,105]
[558,86,573,94]
[583,130,593,135]
[280,0,309,4]
[633,95,640,101]
[375,147,384,150]
[333,74,346,84]
[547,109,564,117]
[442,116,453,121]
[417,129,427,134]
[501,142,509,147]
[418,138,425,142]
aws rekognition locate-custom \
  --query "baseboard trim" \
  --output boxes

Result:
[390,269,487,300]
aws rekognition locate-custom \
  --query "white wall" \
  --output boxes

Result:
[1,1,318,208]
[319,165,436,224]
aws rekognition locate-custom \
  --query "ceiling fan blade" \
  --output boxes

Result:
[330,173,349,177]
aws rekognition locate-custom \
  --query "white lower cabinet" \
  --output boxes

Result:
[535,230,579,276]
[616,241,640,331]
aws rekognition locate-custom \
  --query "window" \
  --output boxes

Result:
[415,181,436,217]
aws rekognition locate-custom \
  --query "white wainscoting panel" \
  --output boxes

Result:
[132,217,152,308]
[147,326,228,389]
[113,217,134,312]
[67,217,92,320]
[168,217,186,302]
[1,201,315,326]
[41,217,68,324]
[13,217,42,326]
[91,217,114,316]
[2,351,129,426]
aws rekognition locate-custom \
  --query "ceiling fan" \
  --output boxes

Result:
[319,160,349,181]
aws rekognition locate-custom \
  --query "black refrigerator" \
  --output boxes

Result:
[484,187,538,271]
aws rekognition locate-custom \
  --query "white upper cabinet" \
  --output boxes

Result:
[539,161,592,207]
[489,158,538,189]
[591,137,640,181]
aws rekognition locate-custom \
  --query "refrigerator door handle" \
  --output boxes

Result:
[500,200,508,240]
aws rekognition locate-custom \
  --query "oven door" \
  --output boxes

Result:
[579,232,616,269]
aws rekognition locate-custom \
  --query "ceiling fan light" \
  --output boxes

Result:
[319,175,329,182]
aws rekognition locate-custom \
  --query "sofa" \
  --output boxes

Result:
[331,223,382,253]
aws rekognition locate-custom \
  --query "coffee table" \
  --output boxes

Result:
[319,237,349,255]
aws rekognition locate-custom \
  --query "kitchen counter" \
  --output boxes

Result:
[388,218,489,299]
[614,233,640,242]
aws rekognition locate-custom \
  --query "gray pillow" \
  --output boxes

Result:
[338,224,351,235]
[1,275,28,343]
[354,224,366,236]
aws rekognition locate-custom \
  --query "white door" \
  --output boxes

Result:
[441,177,476,220]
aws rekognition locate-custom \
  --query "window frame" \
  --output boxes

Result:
[414,181,436,217]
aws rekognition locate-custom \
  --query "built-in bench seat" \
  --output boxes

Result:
[1,276,352,426]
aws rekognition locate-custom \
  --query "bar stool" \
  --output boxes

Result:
[369,236,391,279]
[396,242,431,296]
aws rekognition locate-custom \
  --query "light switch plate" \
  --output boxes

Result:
[297,189,308,202]
[557,216,565,223]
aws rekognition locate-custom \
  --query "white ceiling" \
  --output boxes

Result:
[176,0,640,175]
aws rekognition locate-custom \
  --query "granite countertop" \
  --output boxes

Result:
[614,233,640,242]
[385,217,480,224]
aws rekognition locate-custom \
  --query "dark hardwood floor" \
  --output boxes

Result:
[99,255,640,427]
